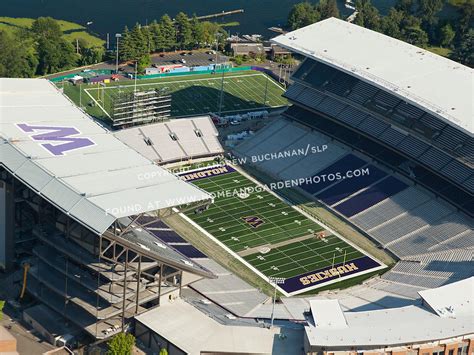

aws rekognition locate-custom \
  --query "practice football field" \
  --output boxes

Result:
[64,71,288,120]
[180,165,385,295]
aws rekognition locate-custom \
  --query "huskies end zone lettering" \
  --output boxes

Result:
[279,256,383,294]
[180,165,236,182]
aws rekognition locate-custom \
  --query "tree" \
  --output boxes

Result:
[159,349,168,355]
[80,46,104,65]
[159,14,176,51]
[287,2,320,30]
[190,15,205,48]
[451,28,474,66]
[354,0,381,31]
[417,0,444,40]
[107,332,135,355]
[448,0,473,35]
[36,37,78,75]
[31,17,62,39]
[318,0,340,20]
[381,8,404,39]
[0,30,38,77]
[395,0,415,13]
[120,27,135,61]
[439,23,456,47]
[149,20,164,52]
[130,23,148,60]
[175,12,193,49]
[137,54,151,73]
[403,26,429,47]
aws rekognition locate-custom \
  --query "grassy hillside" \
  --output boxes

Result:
[0,16,104,47]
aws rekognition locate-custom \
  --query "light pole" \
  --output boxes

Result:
[269,277,285,328]
[115,33,122,74]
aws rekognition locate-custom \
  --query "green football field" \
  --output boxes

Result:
[182,166,373,293]
[63,71,288,120]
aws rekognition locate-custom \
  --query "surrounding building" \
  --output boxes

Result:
[305,278,474,354]
[230,42,265,57]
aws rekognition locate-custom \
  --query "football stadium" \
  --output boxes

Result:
[0,17,472,355]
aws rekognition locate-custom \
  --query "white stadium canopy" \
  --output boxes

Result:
[0,78,212,235]
[272,17,473,135]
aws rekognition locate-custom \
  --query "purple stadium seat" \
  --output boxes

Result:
[316,165,387,205]
[335,176,408,217]
[300,154,368,194]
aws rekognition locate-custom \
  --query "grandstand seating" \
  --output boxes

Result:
[289,85,474,194]
[378,127,408,147]
[350,187,431,230]
[316,165,387,206]
[234,119,288,154]
[369,200,455,246]
[335,177,408,217]
[291,58,473,172]
[300,154,368,194]
[258,132,315,175]
[135,217,208,259]
[357,115,390,137]
[114,116,223,164]
[337,106,368,127]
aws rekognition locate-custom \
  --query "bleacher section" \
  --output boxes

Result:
[365,249,474,298]
[284,105,473,215]
[233,119,348,180]
[114,116,223,164]
[234,118,473,264]
[134,216,207,259]
[288,59,474,196]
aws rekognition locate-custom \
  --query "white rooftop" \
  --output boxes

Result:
[135,299,302,355]
[310,299,347,328]
[419,277,474,318]
[0,78,212,235]
[306,277,474,348]
[272,17,474,135]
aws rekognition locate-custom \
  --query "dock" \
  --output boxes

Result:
[196,9,244,21]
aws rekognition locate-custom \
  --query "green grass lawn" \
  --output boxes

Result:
[0,16,104,47]
[427,46,452,58]
[64,71,288,120]
[183,166,376,293]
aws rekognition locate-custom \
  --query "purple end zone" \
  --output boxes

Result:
[179,165,236,182]
[279,255,382,294]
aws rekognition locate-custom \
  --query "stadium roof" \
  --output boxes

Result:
[310,300,347,329]
[272,18,473,135]
[0,78,212,235]
[419,277,473,318]
[305,277,474,348]
[135,298,302,355]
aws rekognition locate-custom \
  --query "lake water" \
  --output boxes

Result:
[1,0,397,39]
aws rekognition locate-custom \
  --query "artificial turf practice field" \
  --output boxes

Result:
[64,71,288,120]
[181,165,384,295]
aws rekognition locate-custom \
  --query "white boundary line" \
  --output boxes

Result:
[178,163,387,297]
[83,72,285,118]
[85,73,270,91]
[83,88,111,118]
